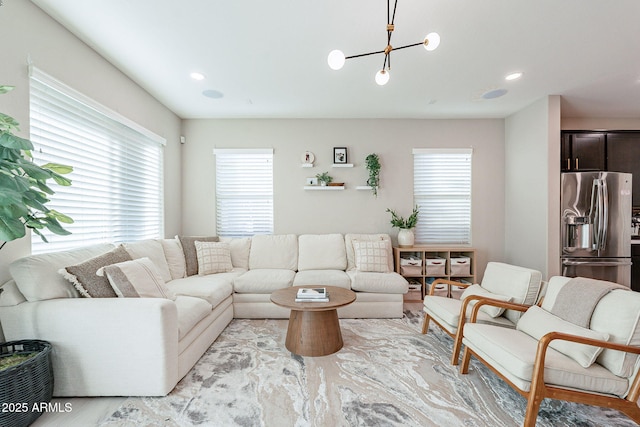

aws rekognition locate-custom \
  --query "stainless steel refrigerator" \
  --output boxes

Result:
[561,171,632,287]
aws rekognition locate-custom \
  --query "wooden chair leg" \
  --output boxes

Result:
[450,332,463,365]
[460,346,472,374]
[523,392,543,427]
[421,314,431,334]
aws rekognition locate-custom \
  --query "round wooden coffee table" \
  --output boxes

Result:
[270,286,356,357]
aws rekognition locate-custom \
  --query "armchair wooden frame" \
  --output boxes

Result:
[459,298,640,427]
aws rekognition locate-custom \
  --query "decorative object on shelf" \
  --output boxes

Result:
[0,85,74,250]
[305,177,318,186]
[365,153,381,197]
[387,205,419,247]
[0,340,54,427]
[327,0,441,86]
[301,151,315,167]
[315,171,333,186]
[333,147,348,164]
[328,182,344,187]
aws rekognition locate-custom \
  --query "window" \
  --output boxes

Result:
[214,148,273,237]
[413,148,472,245]
[29,67,165,253]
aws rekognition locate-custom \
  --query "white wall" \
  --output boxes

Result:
[182,118,506,278]
[0,1,182,285]
[504,96,561,278]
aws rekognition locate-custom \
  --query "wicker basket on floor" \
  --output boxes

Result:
[0,340,53,427]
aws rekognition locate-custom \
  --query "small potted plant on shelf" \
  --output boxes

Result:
[315,171,333,186]
[387,205,419,247]
[365,153,381,197]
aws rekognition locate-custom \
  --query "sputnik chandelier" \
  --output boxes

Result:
[327,0,441,86]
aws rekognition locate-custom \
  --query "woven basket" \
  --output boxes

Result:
[0,340,53,427]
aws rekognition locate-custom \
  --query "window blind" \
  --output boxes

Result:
[29,67,165,253]
[413,148,472,245]
[214,149,274,237]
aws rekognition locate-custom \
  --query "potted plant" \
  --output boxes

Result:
[365,153,381,196]
[387,205,419,247]
[0,84,74,250]
[315,171,333,186]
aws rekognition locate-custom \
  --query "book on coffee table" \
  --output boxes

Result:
[295,287,328,302]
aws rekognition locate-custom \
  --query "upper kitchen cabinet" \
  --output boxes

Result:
[607,132,640,207]
[561,132,606,171]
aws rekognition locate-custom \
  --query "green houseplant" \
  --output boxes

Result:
[315,171,333,186]
[387,205,419,247]
[365,153,381,196]
[0,85,74,251]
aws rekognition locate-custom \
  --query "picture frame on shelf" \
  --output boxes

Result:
[333,147,347,164]
[306,177,318,186]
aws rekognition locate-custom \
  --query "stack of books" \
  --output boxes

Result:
[295,287,329,302]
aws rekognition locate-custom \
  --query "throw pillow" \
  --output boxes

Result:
[517,305,610,368]
[98,257,176,300]
[177,235,219,276]
[460,284,513,318]
[59,245,132,298]
[195,241,233,275]
[352,240,391,273]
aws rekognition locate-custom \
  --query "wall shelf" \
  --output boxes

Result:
[304,185,345,191]
[301,163,314,168]
[332,163,353,168]
[356,185,377,191]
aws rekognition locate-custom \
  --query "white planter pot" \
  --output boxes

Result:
[397,229,415,247]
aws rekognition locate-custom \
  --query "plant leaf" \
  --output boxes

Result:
[0,85,15,95]
[0,132,33,150]
[0,216,26,241]
[41,163,73,175]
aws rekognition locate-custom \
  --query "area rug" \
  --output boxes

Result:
[100,310,635,426]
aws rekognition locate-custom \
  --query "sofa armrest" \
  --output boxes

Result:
[0,298,179,396]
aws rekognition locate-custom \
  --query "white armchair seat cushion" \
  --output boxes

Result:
[293,270,351,289]
[174,296,212,340]
[424,295,515,334]
[233,269,295,293]
[347,270,408,293]
[463,323,629,397]
[248,234,298,270]
[166,271,239,307]
[297,234,347,271]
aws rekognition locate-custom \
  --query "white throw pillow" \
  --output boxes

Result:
[195,241,233,275]
[517,305,609,368]
[460,284,513,318]
[98,257,176,300]
[352,240,391,273]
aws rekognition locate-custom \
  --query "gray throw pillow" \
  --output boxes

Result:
[60,245,132,298]
[178,235,219,276]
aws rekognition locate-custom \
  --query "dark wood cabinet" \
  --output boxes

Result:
[561,132,606,171]
[607,132,640,207]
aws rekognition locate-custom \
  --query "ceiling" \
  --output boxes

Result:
[32,0,640,120]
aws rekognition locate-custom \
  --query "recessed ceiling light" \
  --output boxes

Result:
[481,88,508,99]
[190,72,206,81]
[202,89,224,99]
[505,72,523,81]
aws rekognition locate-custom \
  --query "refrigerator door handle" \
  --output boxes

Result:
[600,178,608,250]
[562,259,632,267]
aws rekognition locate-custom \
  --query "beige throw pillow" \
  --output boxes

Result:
[60,245,132,298]
[195,241,233,275]
[460,284,513,318]
[177,235,219,276]
[98,257,176,300]
[352,240,391,273]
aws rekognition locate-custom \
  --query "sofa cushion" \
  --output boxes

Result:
[297,234,347,271]
[174,296,213,341]
[347,270,408,293]
[248,234,298,270]
[60,245,132,298]
[517,306,609,368]
[233,269,295,293]
[423,295,515,333]
[98,257,176,300]
[160,238,187,280]
[345,234,394,272]
[460,284,513,318]
[166,272,238,307]
[352,240,392,273]
[463,323,629,397]
[123,239,172,282]
[0,280,27,307]
[10,243,115,301]
[177,235,220,276]
[219,237,251,269]
[195,241,233,275]
[293,270,351,289]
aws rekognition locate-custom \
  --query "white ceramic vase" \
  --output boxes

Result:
[397,228,415,247]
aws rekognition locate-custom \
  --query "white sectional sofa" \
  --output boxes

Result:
[0,233,408,397]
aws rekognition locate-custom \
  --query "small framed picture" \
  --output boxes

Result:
[333,147,347,164]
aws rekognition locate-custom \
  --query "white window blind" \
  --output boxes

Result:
[214,149,274,237]
[29,67,165,253]
[413,148,472,245]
